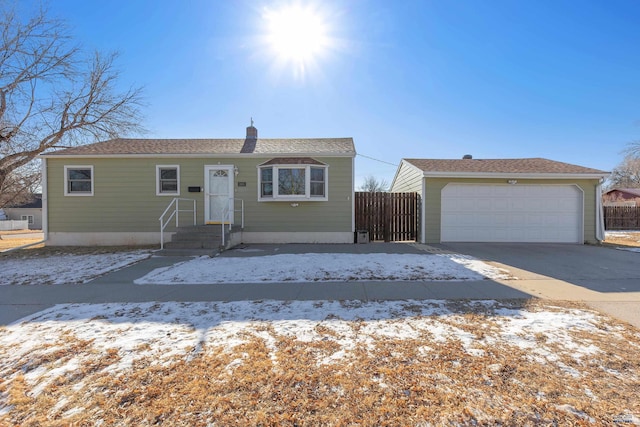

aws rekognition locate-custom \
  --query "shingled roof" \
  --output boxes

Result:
[404,158,607,176]
[604,188,640,197]
[42,137,356,157]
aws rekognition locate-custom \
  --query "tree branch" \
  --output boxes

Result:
[0,4,145,200]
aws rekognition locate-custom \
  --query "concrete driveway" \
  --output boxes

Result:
[437,243,640,293]
[437,242,640,328]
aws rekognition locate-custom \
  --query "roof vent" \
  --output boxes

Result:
[462,154,473,159]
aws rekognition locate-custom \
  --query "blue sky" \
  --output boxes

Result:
[31,0,640,187]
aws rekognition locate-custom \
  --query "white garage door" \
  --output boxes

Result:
[441,184,583,243]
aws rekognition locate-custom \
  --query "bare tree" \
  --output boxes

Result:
[359,175,388,192]
[606,155,640,189]
[0,162,40,207]
[0,5,144,207]
[625,140,640,158]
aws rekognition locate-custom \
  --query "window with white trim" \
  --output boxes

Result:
[310,167,325,197]
[156,165,180,196]
[64,166,94,196]
[259,163,328,201]
[21,215,34,225]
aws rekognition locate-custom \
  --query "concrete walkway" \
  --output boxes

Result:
[1,242,639,329]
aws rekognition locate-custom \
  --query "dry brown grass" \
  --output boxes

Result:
[604,231,640,248]
[0,244,156,259]
[0,230,156,255]
[1,300,639,426]
[0,230,44,252]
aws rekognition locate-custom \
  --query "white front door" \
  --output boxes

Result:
[205,166,234,224]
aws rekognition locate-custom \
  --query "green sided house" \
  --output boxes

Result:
[390,157,608,244]
[40,125,356,246]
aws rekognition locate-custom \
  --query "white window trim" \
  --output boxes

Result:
[258,164,328,202]
[64,165,94,196]
[21,215,34,224]
[156,165,181,196]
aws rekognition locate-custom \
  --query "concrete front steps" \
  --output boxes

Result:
[159,225,241,256]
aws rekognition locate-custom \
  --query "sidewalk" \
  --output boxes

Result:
[2,243,639,329]
[0,251,530,325]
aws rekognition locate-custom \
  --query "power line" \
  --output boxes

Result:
[356,153,398,167]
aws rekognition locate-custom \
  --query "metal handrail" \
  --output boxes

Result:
[159,198,196,249]
[221,198,244,247]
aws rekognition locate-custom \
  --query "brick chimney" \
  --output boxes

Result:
[246,123,258,139]
[241,118,258,153]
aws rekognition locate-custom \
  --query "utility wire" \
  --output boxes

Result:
[356,153,398,167]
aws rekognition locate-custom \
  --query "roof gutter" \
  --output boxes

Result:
[422,171,609,180]
[40,152,356,159]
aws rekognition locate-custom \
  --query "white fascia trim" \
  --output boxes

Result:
[422,172,609,180]
[41,153,356,159]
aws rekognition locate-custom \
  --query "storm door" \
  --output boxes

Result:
[204,166,234,224]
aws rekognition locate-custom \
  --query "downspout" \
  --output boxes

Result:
[351,155,356,236]
[41,158,48,243]
[595,178,605,242]
[421,177,426,244]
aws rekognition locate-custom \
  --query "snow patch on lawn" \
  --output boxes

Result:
[0,300,620,399]
[616,247,640,253]
[134,253,511,285]
[0,251,152,285]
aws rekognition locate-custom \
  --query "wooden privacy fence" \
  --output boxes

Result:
[355,192,419,242]
[604,206,640,230]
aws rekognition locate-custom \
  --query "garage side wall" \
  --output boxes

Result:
[423,178,600,244]
[390,162,424,194]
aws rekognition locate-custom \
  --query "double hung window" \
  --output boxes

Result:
[156,165,180,195]
[64,166,94,196]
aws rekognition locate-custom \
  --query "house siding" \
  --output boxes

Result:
[4,208,42,229]
[422,178,600,244]
[390,161,423,194]
[45,156,353,239]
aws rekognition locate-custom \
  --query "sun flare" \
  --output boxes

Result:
[262,3,333,78]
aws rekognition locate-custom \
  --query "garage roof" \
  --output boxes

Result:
[404,158,607,177]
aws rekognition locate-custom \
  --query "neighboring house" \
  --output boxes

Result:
[40,125,356,246]
[3,194,43,230]
[602,188,640,206]
[390,157,608,244]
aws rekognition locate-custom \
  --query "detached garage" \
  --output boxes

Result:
[390,157,608,244]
